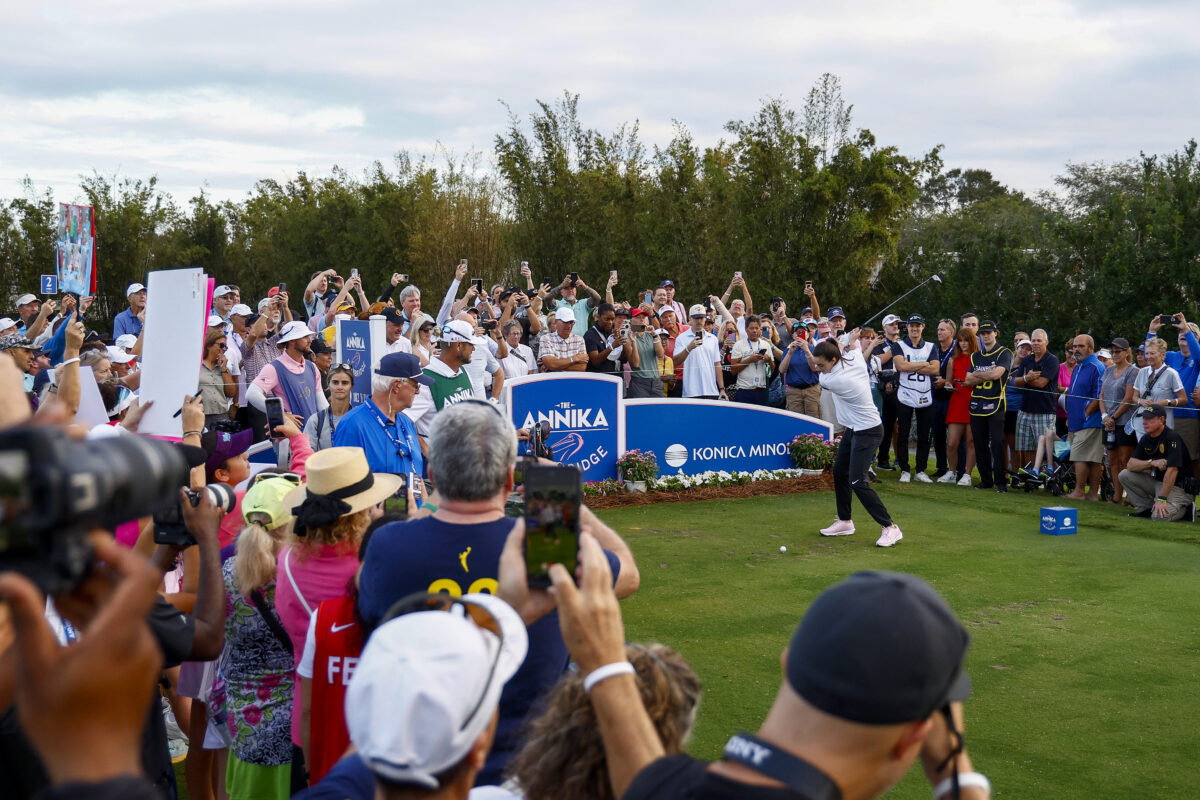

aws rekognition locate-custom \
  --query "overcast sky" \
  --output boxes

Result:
[2,0,1197,206]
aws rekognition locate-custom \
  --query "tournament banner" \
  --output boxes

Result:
[56,203,96,296]
[504,373,623,482]
[336,317,386,406]
[623,399,832,476]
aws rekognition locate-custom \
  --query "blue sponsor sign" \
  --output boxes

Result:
[623,399,832,476]
[505,373,623,481]
[40,274,58,294]
[336,318,382,406]
[1040,506,1077,535]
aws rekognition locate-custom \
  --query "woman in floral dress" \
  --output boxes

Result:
[210,476,300,800]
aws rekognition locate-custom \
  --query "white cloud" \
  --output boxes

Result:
[0,0,1197,203]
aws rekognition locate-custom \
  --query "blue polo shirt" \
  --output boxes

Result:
[358,515,621,786]
[332,399,424,480]
[113,308,142,339]
[785,343,819,387]
[1066,353,1104,431]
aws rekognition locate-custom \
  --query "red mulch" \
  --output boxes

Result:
[585,473,834,509]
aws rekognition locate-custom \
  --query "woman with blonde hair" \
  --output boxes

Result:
[502,642,701,800]
[209,476,304,799]
[406,312,436,366]
[274,447,401,769]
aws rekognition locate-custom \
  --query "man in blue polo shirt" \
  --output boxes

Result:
[113,282,146,339]
[1065,334,1105,501]
[333,353,431,495]
[356,401,640,787]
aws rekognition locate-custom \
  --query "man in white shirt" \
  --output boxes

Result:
[672,304,727,400]
[499,320,537,379]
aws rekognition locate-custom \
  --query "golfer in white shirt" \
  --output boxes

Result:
[799,335,904,547]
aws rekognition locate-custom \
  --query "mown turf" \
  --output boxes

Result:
[598,473,1200,799]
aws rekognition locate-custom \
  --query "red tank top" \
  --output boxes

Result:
[308,595,365,784]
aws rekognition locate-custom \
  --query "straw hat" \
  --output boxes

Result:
[283,447,401,534]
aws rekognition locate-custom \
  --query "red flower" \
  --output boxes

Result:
[243,705,263,726]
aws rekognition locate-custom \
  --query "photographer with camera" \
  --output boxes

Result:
[0,424,229,799]
[356,401,639,786]
[550,540,990,800]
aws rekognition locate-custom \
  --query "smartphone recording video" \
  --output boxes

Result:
[523,465,581,588]
[264,397,285,441]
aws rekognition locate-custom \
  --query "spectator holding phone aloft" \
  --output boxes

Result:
[355,401,639,786]
[1152,313,1200,474]
[550,275,601,337]
[673,303,727,400]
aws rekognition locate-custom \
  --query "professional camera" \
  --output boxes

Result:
[153,483,236,547]
[525,419,554,460]
[0,426,191,593]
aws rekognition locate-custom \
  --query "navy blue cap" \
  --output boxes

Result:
[381,307,405,325]
[786,570,970,725]
[659,279,675,288]
[376,352,434,386]
[977,320,997,333]
[907,313,925,325]
[828,306,845,319]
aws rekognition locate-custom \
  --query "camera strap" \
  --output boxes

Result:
[249,588,294,658]
[721,732,842,800]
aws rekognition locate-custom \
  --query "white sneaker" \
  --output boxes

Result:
[937,471,957,484]
[899,471,912,483]
[819,519,856,536]
[915,472,933,483]
[876,524,904,547]
[957,474,972,487]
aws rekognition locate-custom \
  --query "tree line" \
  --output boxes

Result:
[2,74,1197,345]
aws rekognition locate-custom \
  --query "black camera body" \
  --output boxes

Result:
[1160,314,1179,326]
[0,427,190,593]
[152,484,237,547]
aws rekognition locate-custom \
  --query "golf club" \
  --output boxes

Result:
[859,274,942,328]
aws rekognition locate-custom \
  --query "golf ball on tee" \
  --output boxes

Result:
[780,546,787,553]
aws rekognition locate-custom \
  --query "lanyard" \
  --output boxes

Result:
[721,732,842,800]
[367,400,413,460]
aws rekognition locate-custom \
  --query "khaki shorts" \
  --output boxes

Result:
[1173,416,1199,460]
[1068,427,1104,464]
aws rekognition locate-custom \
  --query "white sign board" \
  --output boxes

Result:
[137,268,210,437]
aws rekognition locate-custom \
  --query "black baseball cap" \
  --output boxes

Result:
[310,338,334,355]
[977,320,997,333]
[1138,405,1166,420]
[381,307,405,326]
[786,571,970,725]
[907,313,925,325]
[1110,337,1131,352]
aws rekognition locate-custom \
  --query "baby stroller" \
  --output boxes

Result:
[1012,436,1114,501]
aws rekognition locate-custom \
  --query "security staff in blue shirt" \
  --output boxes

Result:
[333,353,432,491]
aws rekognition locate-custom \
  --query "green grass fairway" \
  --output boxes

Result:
[598,474,1200,799]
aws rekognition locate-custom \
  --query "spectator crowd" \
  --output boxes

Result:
[6,258,1196,800]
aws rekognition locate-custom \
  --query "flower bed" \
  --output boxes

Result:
[584,468,833,509]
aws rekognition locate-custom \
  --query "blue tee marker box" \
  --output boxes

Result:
[1040,506,1078,535]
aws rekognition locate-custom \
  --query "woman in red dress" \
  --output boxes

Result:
[944,328,978,485]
